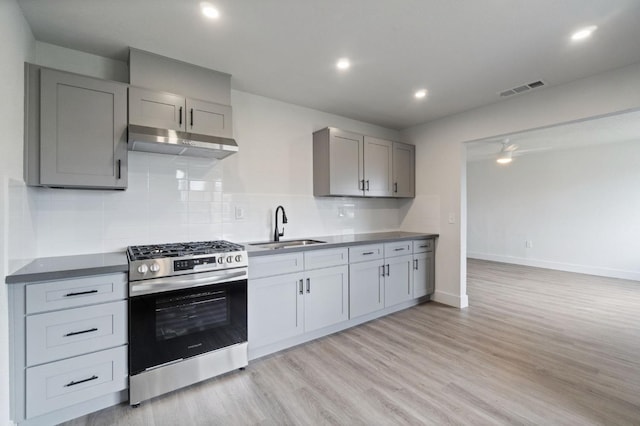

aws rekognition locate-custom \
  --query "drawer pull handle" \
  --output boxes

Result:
[64,289,98,297]
[362,251,374,255]
[65,327,98,337]
[65,375,98,387]
[394,248,405,251]
[419,244,428,248]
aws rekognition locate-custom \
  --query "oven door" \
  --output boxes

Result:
[129,275,247,376]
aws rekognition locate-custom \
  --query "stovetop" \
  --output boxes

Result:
[127,240,244,261]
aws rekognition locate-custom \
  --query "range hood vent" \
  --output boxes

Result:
[128,125,238,159]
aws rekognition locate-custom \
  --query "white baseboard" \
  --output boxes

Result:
[433,291,469,309]
[467,252,640,281]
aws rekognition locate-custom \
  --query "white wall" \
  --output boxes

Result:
[26,44,403,256]
[467,140,640,281]
[401,62,640,308]
[0,0,34,424]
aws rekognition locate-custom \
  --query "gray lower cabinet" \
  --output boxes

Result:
[129,86,233,138]
[8,273,128,426]
[349,259,384,318]
[248,249,348,351]
[25,64,128,189]
[384,253,414,307]
[413,239,435,298]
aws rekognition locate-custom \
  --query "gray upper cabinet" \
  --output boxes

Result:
[313,127,414,198]
[393,142,415,198]
[363,136,393,197]
[128,87,185,131]
[26,65,128,189]
[129,86,233,138]
[313,127,364,196]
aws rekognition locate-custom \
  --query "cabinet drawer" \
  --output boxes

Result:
[413,239,434,253]
[349,244,384,263]
[26,273,127,314]
[249,252,304,279]
[26,300,127,366]
[384,241,413,258]
[26,345,127,419]
[304,248,348,270]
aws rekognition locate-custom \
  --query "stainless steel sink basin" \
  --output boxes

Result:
[249,239,326,249]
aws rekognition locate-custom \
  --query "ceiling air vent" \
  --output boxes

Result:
[499,80,545,97]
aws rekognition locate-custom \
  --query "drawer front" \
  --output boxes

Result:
[26,273,127,314]
[304,248,348,270]
[349,244,384,263]
[27,300,127,366]
[413,239,434,253]
[249,252,304,279]
[384,241,413,258]
[26,345,127,419]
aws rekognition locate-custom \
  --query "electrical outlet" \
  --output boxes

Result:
[235,206,245,220]
[448,213,455,224]
[525,240,533,248]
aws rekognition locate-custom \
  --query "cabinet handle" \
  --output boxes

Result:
[190,108,194,127]
[380,265,385,277]
[179,106,183,126]
[386,264,390,276]
[366,180,370,191]
[116,159,122,179]
[65,375,98,387]
[419,244,427,248]
[394,182,398,193]
[64,289,98,297]
[306,278,311,293]
[359,179,365,191]
[414,259,418,270]
[65,327,98,337]
[394,248,405,252]
[299,279,303,295]
[362,251,374,256]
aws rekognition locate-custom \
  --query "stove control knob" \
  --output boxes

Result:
[235,255,242,262]
[149,263,160,273]
[226,256,233,263]
[137,264,148,274]
[218,257,224,264]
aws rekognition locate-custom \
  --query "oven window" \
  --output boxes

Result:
[155,290,230,340]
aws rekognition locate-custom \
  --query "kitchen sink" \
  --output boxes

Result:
[249,239,326,249]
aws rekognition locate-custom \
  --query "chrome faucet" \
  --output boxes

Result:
[273,205,288,242]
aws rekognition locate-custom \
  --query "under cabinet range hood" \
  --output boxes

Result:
[127,125,238,159]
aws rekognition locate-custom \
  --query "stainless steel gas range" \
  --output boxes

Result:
[127,240,248,406]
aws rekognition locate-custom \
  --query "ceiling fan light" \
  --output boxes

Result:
[496,149,512,164]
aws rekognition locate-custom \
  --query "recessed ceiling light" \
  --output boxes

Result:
[200,2,220,19]
[414,89,428,99]
[336,58,350,70]
[571,25,597,41]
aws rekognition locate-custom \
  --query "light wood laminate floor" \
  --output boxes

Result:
[64,260,640,425]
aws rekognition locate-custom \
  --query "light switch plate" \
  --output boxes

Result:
[448,213,455,224]
[235,206,245,220]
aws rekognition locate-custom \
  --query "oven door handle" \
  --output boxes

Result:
[130,269,247,296]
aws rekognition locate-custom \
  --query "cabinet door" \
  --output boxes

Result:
[329,129,364,196]
[393,142,415,198]
[364,136,394,197]
[186,98,233,138]
[248,272,304,349]
[129,86,186,131]
[304,265,349,333]
[384,254,414,307]
[349,260,384,319]
[40,69,127,188]
[413,250,435,298]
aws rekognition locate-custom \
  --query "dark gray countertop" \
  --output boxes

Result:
[244,231,438,257]
[5,252,128,284]
[5,231,438,283]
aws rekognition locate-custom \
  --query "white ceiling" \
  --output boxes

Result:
[466,108,640,161]
[17,0,640,129]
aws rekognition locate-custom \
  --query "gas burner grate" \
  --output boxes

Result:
[127,240,244,261]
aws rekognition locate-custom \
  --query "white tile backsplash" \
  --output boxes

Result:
[28,150,402,256]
